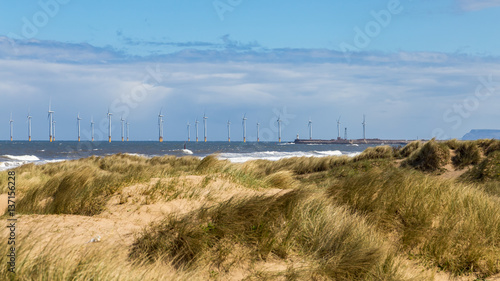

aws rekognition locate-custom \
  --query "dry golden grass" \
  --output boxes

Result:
[328,166,500,277]
[130,190,422,280]
[1,139,500,280]
[402,139,450,172]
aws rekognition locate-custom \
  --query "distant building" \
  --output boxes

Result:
[462,129,500,140]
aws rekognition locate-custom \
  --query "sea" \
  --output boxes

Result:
[0,141,375,171]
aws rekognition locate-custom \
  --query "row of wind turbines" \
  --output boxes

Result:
[7,104,368,142]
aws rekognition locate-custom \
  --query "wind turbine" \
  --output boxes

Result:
[308,118,312,140]
[187,122,191,142]
[9,113,13,141]
[158,109,164,142]
[27,110,32,141]
[203,113,208,142]
[121,116,125,142]
[277,116,282,143]
[227,120,231,142]
[256,122,260,142]
[336,116,341,140]
[242,114,247,143]
[195,118,199,142]
[91,116,95,141]
[362,114,366,140]
[126,121,130,141]
[107,109,112,142]
[48,102,54,142]
[77,113,82,142]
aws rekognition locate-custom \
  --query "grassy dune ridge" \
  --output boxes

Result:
[1,139,500,280]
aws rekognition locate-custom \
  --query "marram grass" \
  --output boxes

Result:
[1,139,500,280]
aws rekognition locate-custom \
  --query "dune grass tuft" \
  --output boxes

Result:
[353,145,393,161]
[452,141,481,168]
[462,150,500,182]
[402,139,450,172]
[130,190,414,280]
[328,167,500,277]
[398,141,423,158]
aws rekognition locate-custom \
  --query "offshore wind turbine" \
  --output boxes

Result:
[277,116,282,143]
[90,116,95,141]
[256,122,260,142]
[203,113,208,142]
[48,102,54,142]
[121,116,125,142]
[158,109,164,142]
[362,114,366,140]
[9,113,13,141]
[308,118,312,140]
[77,113,82,142]
[227,120,231,142]
[195,119,199,142]
[186,122,191,142]
[27,110,32,141]
[107,109,112,142]
[336,116,341,140]
[242,114,247,142]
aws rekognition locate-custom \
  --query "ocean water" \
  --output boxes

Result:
[0,141,374,171]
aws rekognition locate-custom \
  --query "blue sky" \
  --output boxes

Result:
[1,0,500,141]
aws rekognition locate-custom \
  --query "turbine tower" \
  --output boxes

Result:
[27,111,32,141]
[187,122,191,142]
[91,116,95,142]
[242,114,247,142]
[203,114,208,142]
[362,114,366,140]
[256,122,260,142]
[121,116,125,142]
[126,121,130,141]
[107,109,112,142]
[336,116,341,140]
[195,119,199,142]
[277,116,282,143]
[227,120,231,142]
[77,113,82,142]
[9,113,13,141]
[48,102,54,142]
[308,118,312,140]
[158,109,164,142]
[52,120,56,141]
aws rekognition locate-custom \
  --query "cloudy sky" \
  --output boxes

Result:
[1,0,499,141]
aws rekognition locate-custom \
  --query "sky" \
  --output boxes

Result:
[0,0,499,141]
